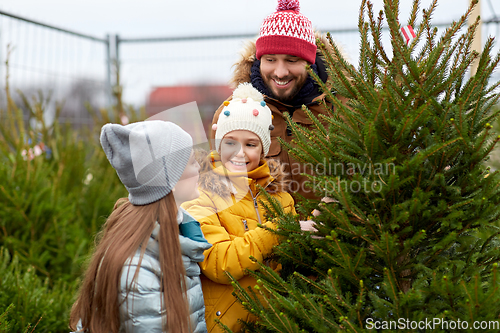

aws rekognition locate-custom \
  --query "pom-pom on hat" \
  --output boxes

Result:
[256,0,317,64]
[215,83,273,156]
[100,120,193,205]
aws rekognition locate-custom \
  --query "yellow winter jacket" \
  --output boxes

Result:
[181,151,295,333]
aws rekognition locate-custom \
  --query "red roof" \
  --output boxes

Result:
[148,85,232,110]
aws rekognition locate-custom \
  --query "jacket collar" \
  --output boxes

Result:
[149,208,211,262]
[250,58,324,109]
[197,150,290,198]
[208,151,273,198]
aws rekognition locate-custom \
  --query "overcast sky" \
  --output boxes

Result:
[1,0,498,106]
[1,0,494,39]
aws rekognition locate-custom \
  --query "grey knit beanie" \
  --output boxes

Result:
[100,120,193,205]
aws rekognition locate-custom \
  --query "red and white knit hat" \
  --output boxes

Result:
[256,0,317,64]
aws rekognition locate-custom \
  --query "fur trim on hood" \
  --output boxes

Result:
[194,149,291,198]
[229,32,349,89]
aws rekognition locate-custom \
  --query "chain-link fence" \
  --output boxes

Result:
[0,9,499,127]
[0,10,112,127]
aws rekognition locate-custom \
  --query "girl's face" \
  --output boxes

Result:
[173,151,200,207]
[220,130,263,173]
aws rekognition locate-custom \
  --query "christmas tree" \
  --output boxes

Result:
[226,0,500,331]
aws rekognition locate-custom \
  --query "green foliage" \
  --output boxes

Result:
[0,304,15,333]
[486,104,500,170]
[0,91,128,282]
[0,247,77,333]
[233,0,500,332]
[0,61,144,331]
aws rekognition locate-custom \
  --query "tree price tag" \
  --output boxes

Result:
[401,25,416,45]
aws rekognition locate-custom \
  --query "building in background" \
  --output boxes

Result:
[146,84,232,135]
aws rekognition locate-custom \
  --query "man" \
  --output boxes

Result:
[211,0,350,200]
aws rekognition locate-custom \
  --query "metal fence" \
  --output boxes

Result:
[0,9,499,127]
[0,10,113,126]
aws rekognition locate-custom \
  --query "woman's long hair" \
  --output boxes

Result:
[69,192,190,333]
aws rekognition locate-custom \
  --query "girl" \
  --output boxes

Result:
[182,83,296,332]
[70,120,211,333]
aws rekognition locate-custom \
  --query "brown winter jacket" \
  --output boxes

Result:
[181,151,296,332]
[210,34,351,200]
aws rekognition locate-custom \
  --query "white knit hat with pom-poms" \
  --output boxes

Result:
[213,83,274,156]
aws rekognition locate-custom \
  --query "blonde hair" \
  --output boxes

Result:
[69,193,190,333]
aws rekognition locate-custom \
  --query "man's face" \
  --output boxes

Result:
[260,54,309,102]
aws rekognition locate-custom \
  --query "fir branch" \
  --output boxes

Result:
[440,2,476,50]
[384,0,412,78]
[359,25,374,86]
[407,0,421,30]
[462,278,476,320]
[426,39,465,96]
[422,33,456,87]
[309,68,363,133]
[416,19,437,64]
[327,209,383,253]
[273,246,318,274]
[370,9,391,65]
[366,2,388,83]
[302,105,327,137]
[473,136,500,163]
[248,261,291,294]
[467,44,500,133]
[322,130,364,157]
[358,1,372,78]
[415,138,463,164]
[446,33,469,98]
[394,100,432,143]
[482,105,500,128]
[321,40,379,118]
[363,121,380,160]
[317,243,362,284]
[318,36,358,99]
[320,113,362,145]
[257,284,297,332]
[381,73,406,118]
[389,42,421,92]
[480,89,500,127]
[382,265,401,304]
[443,39,476,103]
[324,33,359,87]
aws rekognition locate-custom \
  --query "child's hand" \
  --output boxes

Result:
[299,220,318,232]
[311,196,337,217]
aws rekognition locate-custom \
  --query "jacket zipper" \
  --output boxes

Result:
[248,182,272,227]
[242,219,249,231]
[252,194,262,225]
